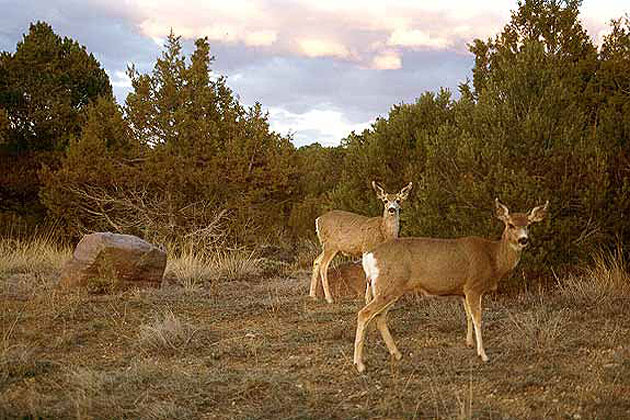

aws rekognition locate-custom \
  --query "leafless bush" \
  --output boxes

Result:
[65,183,232,252]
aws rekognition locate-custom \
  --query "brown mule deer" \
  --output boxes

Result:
[309,181,413,304]
[354,198,549,373]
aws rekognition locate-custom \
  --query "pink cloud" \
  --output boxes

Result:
[105,0,628,69]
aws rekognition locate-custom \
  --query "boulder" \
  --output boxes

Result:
[59,232,166,291]
[315,260,366,300]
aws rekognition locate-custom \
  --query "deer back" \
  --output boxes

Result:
[317,210,390,255]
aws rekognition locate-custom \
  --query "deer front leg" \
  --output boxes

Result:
[462,297,474,347]
[465,292,489,362]
[354,296,400,373]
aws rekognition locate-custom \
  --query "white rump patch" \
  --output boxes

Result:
[362,252,380,289]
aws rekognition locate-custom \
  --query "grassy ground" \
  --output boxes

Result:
[1,236,629,419]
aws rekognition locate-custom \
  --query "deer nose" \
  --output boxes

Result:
[518,237,529,246]
[387,207,396,214]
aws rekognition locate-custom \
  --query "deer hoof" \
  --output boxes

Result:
[480,354,489,362]
[392,351,402,361]
[355,361,365,373]
[325,297,334,304]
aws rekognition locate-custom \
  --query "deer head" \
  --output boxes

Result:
[495,198,549,250]
[372,181,413,216]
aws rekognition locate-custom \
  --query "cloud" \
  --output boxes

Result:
[244,30,277,47]
[297,38,352,59]
[267,106,371,147]
[370,51,402,70]
[388,29,450,49]
[110,0,513,67]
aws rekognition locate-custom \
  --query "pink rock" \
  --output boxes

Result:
[59,232,166,291]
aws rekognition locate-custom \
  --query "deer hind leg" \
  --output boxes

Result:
[465,292,489,362]
[462,297,474,347]
[376,309,401,360]
[354,295,399,373]
[319,248,338,304]
[309,251,325,298]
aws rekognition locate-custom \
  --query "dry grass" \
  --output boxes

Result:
[165,251,215,290]
[165,249,263,290]
[0,232,71,297]
[1,237,630,419]
[137,309,197,354]
[556,247,630,307]
[0,232,70,277]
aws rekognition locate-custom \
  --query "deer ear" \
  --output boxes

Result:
[372,181,386,200]
[528,201,549,223]
[398,182,413,201]
[495,198,510,222]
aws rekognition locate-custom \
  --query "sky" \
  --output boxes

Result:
[0,1,627,147]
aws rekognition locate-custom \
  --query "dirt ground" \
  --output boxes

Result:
[1,265,629,419]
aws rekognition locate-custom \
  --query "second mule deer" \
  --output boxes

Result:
[309,181,413,304]
[354,198,549,373]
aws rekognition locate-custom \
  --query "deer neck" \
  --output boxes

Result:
[496,231,523,278]
[380,210,400,239]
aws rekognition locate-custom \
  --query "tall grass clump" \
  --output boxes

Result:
[137,309,197,354]
[556,246,630,307]
[165,245,263,290]
[165,250,215,291]
[0,231,70,278]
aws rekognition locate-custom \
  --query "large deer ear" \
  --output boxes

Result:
[372,181,387,200]
[528,201,549,223]
[495,198,510,222]
[398,182,413,201]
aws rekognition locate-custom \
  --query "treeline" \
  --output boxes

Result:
[1,1,629,276]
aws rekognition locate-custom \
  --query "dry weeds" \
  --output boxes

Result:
[137,309,198,354]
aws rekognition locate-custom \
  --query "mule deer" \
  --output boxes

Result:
[354,198,549,373]
[309,181,413,304]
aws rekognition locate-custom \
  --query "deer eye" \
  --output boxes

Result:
[395,199,401,204]
[508,223,515,229]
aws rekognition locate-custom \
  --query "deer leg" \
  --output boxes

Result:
[466,292,489,362]
[319,248,338,304]
[462,297,474,347]
[376,310,401,360]
[354,295,399,373]
[309,251,325,298]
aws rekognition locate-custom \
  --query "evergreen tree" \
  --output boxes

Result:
[40,97,136,234]
[0,21,112,220]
